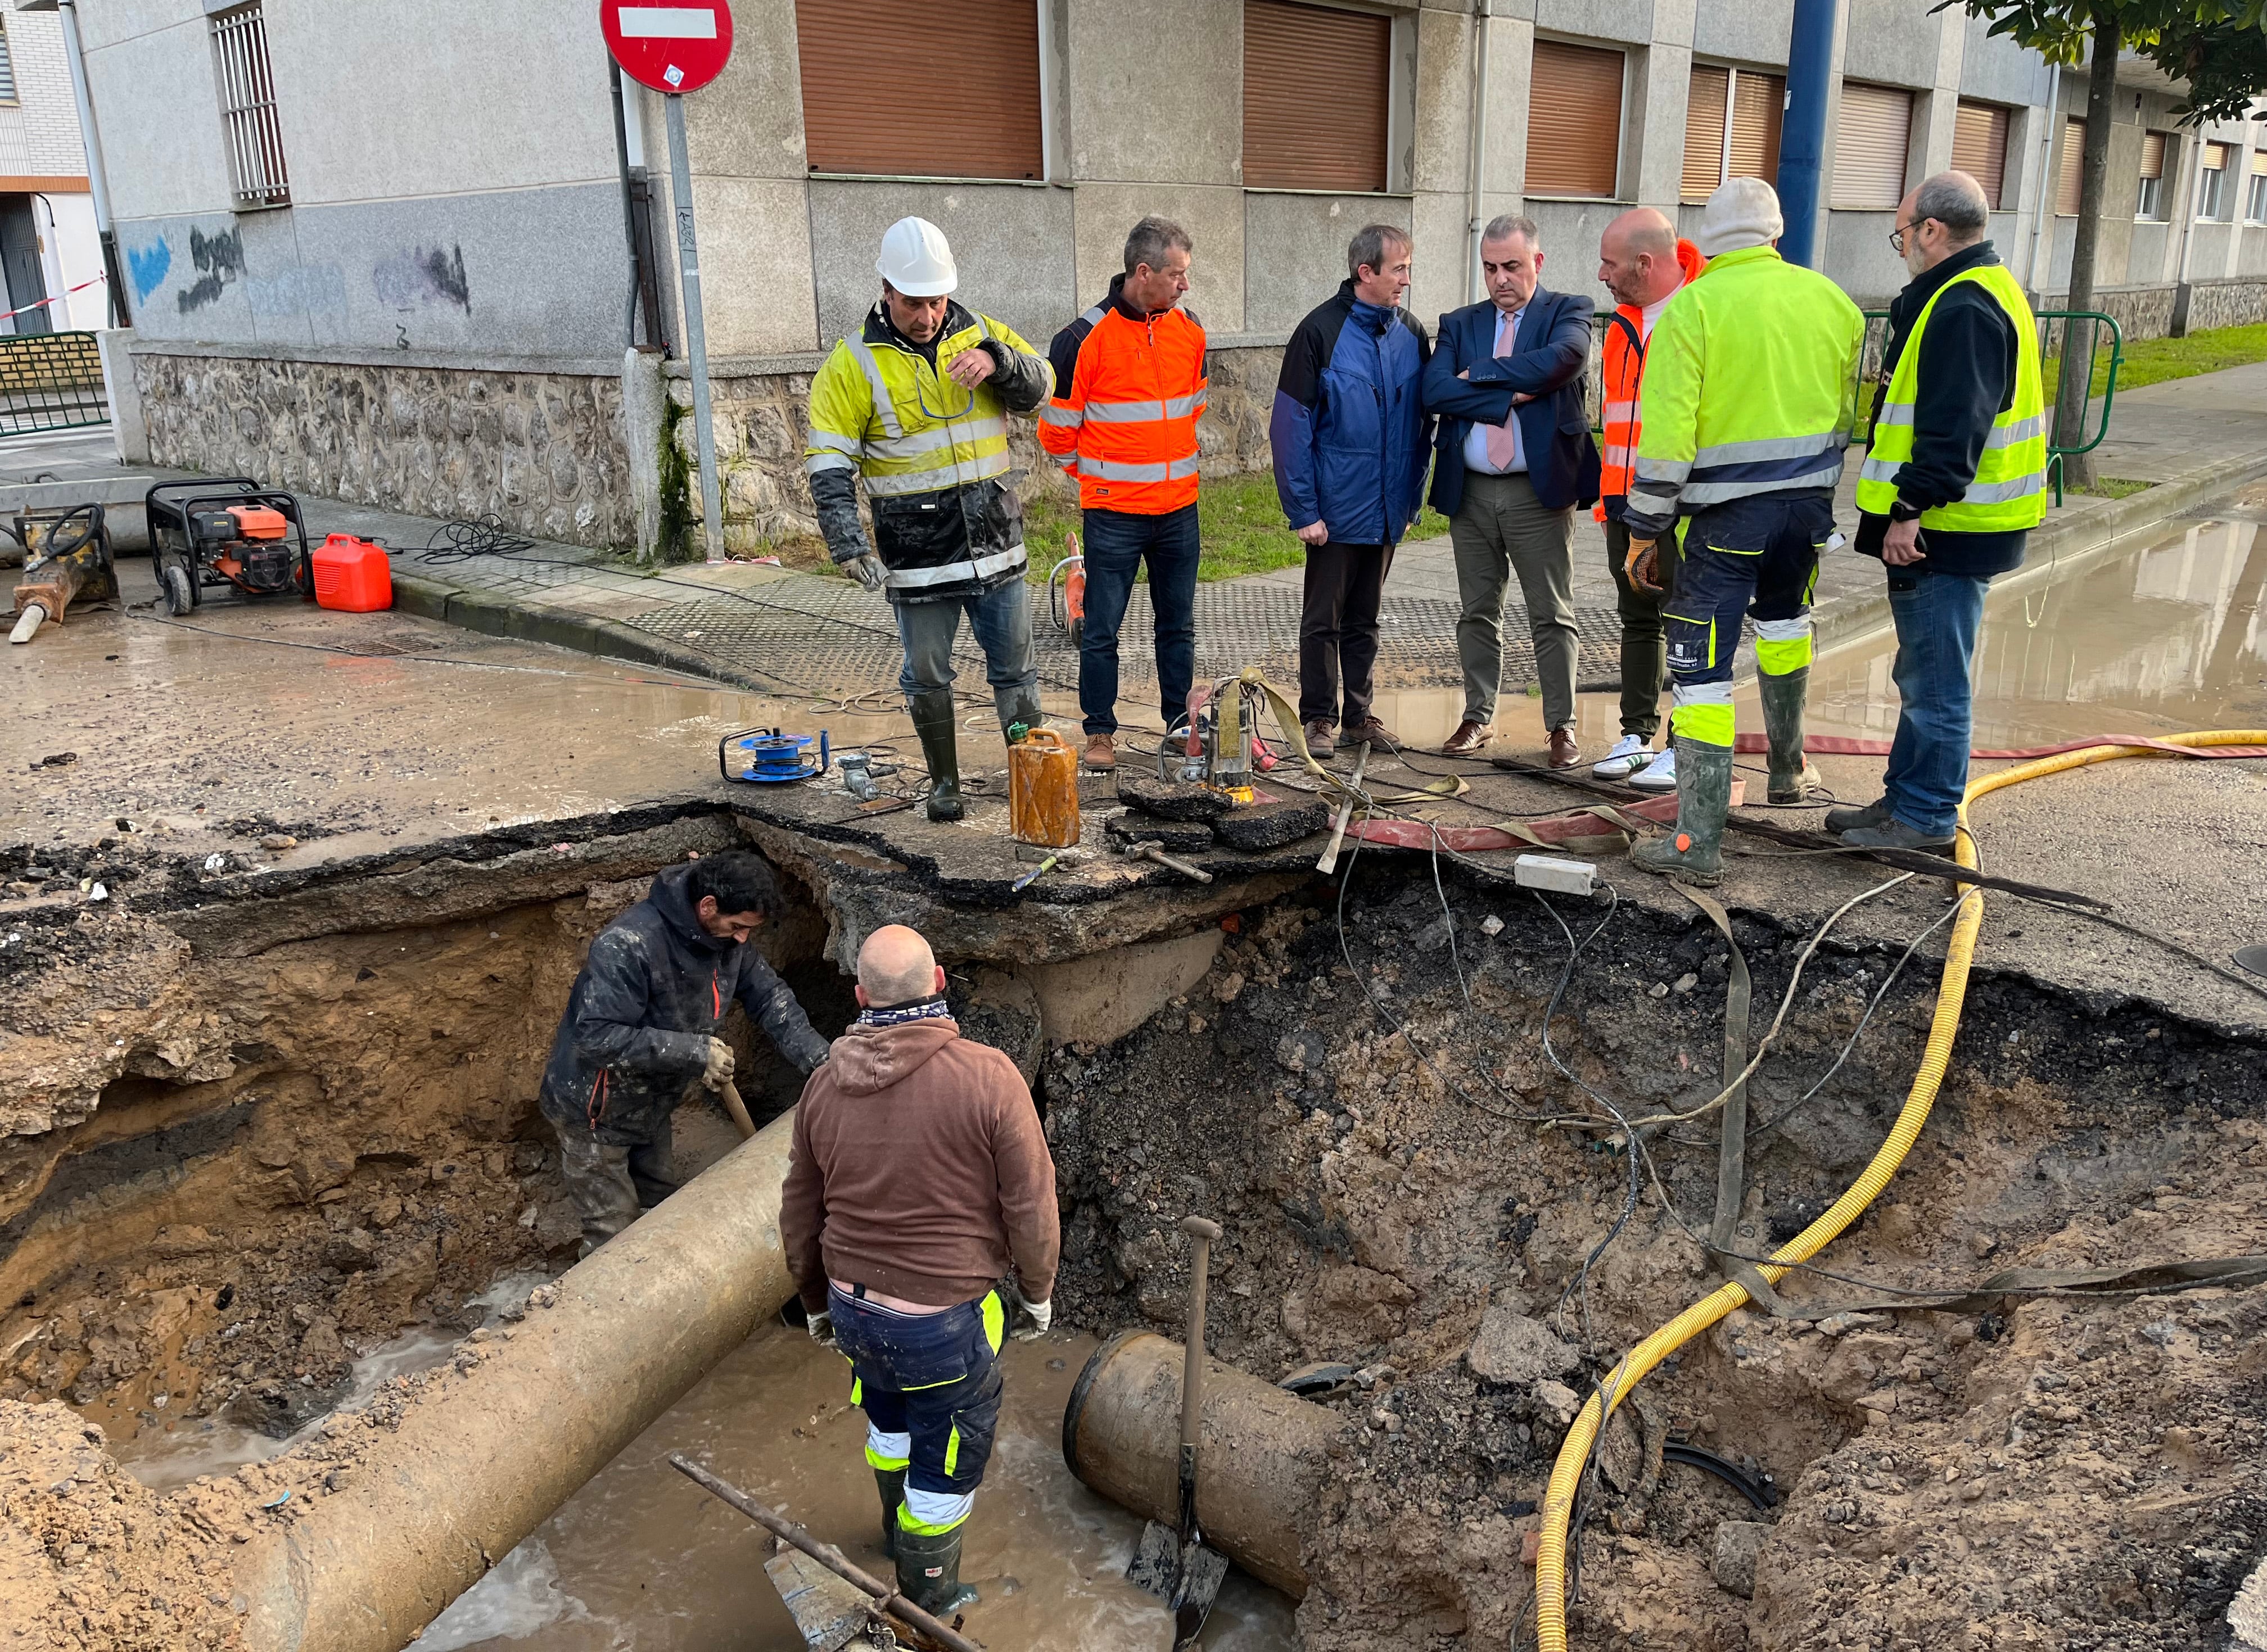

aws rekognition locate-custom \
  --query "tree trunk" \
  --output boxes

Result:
[2057,10,2123,490]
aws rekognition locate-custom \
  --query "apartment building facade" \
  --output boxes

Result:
[0,4,101,334]
[66,0,2267,552]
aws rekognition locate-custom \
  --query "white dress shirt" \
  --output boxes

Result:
[1461,301,1528,477]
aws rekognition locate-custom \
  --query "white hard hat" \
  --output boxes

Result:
[877,216,958,298]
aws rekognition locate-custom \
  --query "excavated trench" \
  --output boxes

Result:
[4,804,2264,1652]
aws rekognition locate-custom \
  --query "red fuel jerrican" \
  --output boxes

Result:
[311,533,392,612]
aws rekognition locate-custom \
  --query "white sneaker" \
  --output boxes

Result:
[1628,745,1678,793]
[1593,734,1650,780]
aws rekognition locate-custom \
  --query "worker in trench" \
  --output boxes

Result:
[781,924,1059,1617]
[537,851,830,1257]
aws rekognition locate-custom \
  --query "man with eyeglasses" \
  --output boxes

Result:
[1838,171,2047,852]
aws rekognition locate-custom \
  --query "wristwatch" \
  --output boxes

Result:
[1887,499,1923,524]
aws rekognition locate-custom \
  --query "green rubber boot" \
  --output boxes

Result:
[1759,666,1822,804]
[997,683,1044,743]
[896,1522,979,1616]
[1629,737,1734,887]
[908,687,964,823]
[875,1468,906,1560]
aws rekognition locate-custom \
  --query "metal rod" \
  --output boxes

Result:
[1175,1216,1220,1541]
[666,1454,985,1652]
[54,0,127,328]
[1316,743,1370,875]
[664,93,726,564]
[1774,0,1837,269]
[608,61,643,350]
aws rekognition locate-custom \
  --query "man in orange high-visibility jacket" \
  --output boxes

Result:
[1592,207,1704,793]
[1039,216,1209,772]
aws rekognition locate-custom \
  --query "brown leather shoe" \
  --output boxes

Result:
[1339,716,1398,753]
[1440,719,1493,756]
[1303,719,1335,760]
[1082,732,1116,772]
[1546,727,1580,768]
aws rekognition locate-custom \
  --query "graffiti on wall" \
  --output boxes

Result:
[179,227,245,314]
[126,238,171,304]
[373,244,471,315]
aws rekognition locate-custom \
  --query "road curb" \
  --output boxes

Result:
[1809,453,2267,654]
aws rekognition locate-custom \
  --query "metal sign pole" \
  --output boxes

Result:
[664,91,725,563]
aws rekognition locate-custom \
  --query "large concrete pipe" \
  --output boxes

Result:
[1061,1330,1338,1599]
[233,1110,802,1652]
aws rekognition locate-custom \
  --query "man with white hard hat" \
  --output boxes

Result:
[804,218,1055,822]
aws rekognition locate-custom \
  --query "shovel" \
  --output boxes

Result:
[1127,1214,1230,1649]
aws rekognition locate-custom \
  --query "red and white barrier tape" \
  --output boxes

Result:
[0,270,105,325]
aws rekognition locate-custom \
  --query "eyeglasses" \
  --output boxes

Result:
[1888,217,1936,255]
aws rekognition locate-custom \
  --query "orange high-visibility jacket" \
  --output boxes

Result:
[1040,277,1208,515]
[1596,238,1707,522]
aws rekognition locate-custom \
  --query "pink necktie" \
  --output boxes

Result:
[1484,308,1520,470]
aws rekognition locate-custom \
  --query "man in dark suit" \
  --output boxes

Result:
[1422,215,1600,762]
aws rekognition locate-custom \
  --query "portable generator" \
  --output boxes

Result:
[146,479,313,616]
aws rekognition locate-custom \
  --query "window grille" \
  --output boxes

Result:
[211,4,289,208]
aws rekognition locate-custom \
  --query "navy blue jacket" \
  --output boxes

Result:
[538,863,830,1146]
[1270,280,1434,546]
[1421,287,1600,516]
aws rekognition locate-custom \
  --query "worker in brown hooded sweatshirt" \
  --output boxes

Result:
[780,924,1058,1619]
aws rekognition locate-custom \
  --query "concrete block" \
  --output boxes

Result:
[83,15,231,222]
[96,330,148,465]
[1244,194,1412,335]
[1072,184,1244,336]
[622,348,667,564]
[1695,0,1794,69]
[1535,0,1650,46]
[678,174,820,357]
[681,0,809,179]
[1465,1304,1578,1386]
[1062,0,1238,186]
[807,180,1076,352]
[1713,1520,1771,1598]
[1959,13,2052,107]
[1842,0,1945,90]
[1019,926,1223,1048]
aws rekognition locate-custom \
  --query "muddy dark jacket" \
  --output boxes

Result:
[538,863,830,1146]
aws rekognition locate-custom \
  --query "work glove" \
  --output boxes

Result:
[839,552,888,592]
[700,1037,735,1092]
[1009,1289,1053,1341]
[806,1309,836,1348]
[1623,536,1661,594]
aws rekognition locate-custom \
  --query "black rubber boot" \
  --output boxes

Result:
[1758,667,1822,804]
[895,1523,979,1615]
[1628,737,1733,886]
[875,1468,906,1560]
[908,688,964,823]
[998,683,1044,743]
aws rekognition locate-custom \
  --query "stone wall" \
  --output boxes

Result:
[2035,282,2178,343]
[2179,276,2267,334]
[133,352,634,550]
[678,341,1288,555]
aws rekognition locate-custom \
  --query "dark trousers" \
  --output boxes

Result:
[553,1121,680,1259]
[1298,541,1394,727]
[1603,516,1673,740]
[831,1284,1006,1537]
[1079,504,1201,735]
[1664,492,1830,748]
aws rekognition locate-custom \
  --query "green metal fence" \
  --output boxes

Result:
[0,331,110,436]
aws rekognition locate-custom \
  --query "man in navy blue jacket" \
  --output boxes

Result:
[1422,215,1600,762]
[1271,224,1433,757]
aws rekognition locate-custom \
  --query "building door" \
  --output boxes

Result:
[0,196,51,335]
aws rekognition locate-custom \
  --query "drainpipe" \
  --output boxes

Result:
[1465,0,1492,305]
[2025,60,2061,295]
[49,0,128,328]
[232,1110,803,1652]
[1776,0,1836,269]
[2173,125,2215,335]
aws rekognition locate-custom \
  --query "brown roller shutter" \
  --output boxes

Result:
[1728,70,1784,183]
[1682,65,1728,202]
[1243,0,1390,191]
[795,0,1042,179]
[2057,119,2085,215]
[1527,39,1624,197]
[1951,101,2008,208]
[2139,130,2166,181]
[1832,82,1911,209]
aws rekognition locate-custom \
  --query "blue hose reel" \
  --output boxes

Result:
[720,726,830,785]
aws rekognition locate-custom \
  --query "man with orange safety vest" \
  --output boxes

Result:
[1591,209,1705,795]
[1040,217,1209,772]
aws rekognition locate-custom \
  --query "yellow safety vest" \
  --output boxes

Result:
[1855,262,2047,532]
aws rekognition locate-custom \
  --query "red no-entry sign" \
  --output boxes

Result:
[600,1,734,93]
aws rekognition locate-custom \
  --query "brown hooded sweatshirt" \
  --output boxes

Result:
[782,1016,1059,1313]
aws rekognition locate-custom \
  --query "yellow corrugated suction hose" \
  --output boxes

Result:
[1532,731,2267,1652]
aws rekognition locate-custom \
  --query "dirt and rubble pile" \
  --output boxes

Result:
[1046,863,2267,1650]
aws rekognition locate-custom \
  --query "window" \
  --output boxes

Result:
[2056,118,2085,216]
[1951,101,2009,210]
[794,0,1041,179]
[2136,130,2167,220]
[1527,40,1624,198]
[2247,150,2267,223]
[2200,141,2233,220]
[1243,0,1390,192]
[0,19,19,105]
[210,4,288,209]
[1681,64,1784,203]
[1832,83,1912,209]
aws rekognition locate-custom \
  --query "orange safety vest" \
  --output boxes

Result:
[1040,287,1208,515]
[1595,238,1706,521]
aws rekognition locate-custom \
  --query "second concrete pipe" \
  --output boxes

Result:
[1062,1329,1339,1598]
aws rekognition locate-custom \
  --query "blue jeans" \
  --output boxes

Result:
[1881,568,1990,837]
[829,1284,1006,1537]
[892,577,1036,727]
[1079,504,1200,735]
